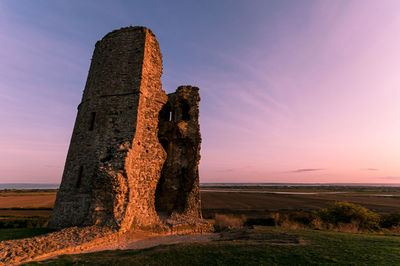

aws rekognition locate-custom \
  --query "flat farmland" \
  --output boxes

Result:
[0,187,399,217]
[0,191,56,209]
[201,190,400,214]
[0,190,56,217]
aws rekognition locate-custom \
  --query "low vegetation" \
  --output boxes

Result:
[381,211,400,228]
[0,200,398,234]
[211,201,400,234]
[25,227,400,265]
[213,214,246,231]
[315,201,380,231]
[0,216,49,229]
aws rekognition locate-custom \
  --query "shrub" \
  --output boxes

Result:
[244,217,275,227]
[288,211,314,225]
[213,214,245,231]
[315,201,380,231]
[380,212,400,228]
[0,216,49,229]
[268,213,304,230]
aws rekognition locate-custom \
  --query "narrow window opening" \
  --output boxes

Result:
[89,112,96,131]
[169,111,173,121]
[181,100,190,121]
[76,166,83,189]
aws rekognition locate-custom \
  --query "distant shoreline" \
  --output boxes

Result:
[201,183,400,187]
[1,182,400,190]
[0,184,60,190]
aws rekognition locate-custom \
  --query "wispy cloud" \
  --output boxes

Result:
[361,168,379,171]
[290,168,325,173]
[215,169,234,173]
[379,176,400,180]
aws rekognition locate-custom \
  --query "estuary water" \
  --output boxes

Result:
[0,183,60,189]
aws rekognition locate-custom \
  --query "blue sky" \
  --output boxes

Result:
[1,1,400,184]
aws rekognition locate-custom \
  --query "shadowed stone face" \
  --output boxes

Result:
[156,86,201,219]
[48,26,203,232]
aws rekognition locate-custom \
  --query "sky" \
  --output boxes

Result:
[1,0,400,184]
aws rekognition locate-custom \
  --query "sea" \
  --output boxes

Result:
[0,182,399,190]
[0,183,60,189]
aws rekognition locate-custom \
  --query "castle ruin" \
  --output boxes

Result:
[48,26,205,232]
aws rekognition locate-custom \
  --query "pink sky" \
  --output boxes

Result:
[1,1,400,184]
[199,1,400,183]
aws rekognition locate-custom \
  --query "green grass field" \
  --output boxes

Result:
[23,226,400,265]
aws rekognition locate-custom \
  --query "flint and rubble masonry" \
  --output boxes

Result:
[49,26,203,232]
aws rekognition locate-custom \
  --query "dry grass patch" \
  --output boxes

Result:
[213,214,245,231]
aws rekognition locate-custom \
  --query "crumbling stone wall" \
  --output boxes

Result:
[156,86,202,219]
[49,26,204,232]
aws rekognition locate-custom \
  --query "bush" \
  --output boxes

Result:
[380,211,400,228]
[315,201,380,231]
[213,214,245,231]
[288,211,314,225]
[244,217,275,227]
[0,216,49,229]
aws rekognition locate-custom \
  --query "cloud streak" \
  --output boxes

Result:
[290,168,325,173]
[379,176,400,180]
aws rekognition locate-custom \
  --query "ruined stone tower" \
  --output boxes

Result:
[48,26,205,232]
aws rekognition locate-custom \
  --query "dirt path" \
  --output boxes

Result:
[83,233,218,253]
